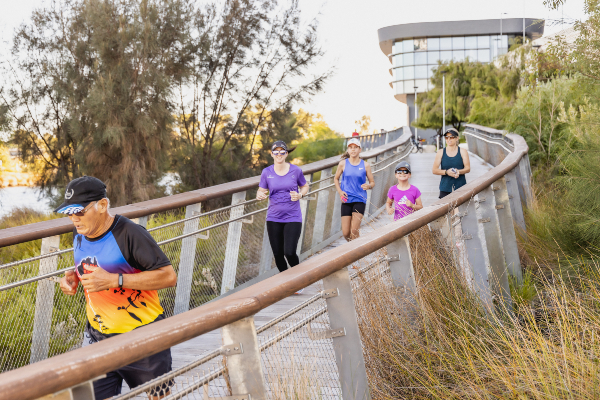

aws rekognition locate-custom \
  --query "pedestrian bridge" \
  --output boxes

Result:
[0,125,533,400]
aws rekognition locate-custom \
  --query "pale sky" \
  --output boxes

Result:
[0,0,588,136]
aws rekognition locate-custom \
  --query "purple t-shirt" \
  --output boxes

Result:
[259,164,307,223]
[387,184,422,221]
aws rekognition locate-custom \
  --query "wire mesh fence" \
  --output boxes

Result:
[0,140,411,374]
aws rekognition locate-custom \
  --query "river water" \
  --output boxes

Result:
[0,187,54,218]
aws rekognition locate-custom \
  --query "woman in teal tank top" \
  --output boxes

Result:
[432,128,471,198]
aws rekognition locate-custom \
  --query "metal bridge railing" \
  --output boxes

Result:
[0,124,534,400]
[0,127,411,374]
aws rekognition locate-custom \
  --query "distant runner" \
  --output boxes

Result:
[57,176,177,400]
[334,138,375,241]
[386,161,423,220]
[432,128,471,198]
[257,141,309,282]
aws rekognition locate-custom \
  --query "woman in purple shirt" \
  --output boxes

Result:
[256,141,309,273]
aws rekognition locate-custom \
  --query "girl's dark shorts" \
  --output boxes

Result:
[341,202,366,217]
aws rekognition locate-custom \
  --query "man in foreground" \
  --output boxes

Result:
[58,176,177,400]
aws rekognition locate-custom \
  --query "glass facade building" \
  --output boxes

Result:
[391,34,514,95]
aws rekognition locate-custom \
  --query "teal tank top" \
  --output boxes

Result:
[341,159,367,203]
[439,147,467,192]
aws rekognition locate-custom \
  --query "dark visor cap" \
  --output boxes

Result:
[271,141,288,152]
[55,176,107,214]
[444,128,460,137]
[395,161,411,173]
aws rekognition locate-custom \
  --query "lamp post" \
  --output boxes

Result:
[442,71,447,148]
[414,86,418,141]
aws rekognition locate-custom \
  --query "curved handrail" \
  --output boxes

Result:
[0,132,527,400]
[0,129,411,248]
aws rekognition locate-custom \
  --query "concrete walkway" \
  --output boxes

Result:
[123,151,493,398]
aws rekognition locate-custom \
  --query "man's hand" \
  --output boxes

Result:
[60,270,79,296]
[80,265,118,293]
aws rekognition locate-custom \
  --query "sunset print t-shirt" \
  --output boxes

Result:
[73,215,171,336]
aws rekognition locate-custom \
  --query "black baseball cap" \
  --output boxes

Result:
[395,161,411,173]
[444,128,460,137]
[55,176,107,214]
[271,141,288,152]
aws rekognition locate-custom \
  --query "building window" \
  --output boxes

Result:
[395,67,404,81]
[415,79,428,92]
[452,36,465,50]
[478,48,491,62]
[403,39,414,52]
[394,54,403,67]
[477,35,490,49]
[403,80,415,93]
[465,36,477,49]
[415,65,428,79]
[404,66,415,80]
[453,50,465,62]
[440,37,452,50]
[428,37,440,51]
[428,65,437,78]
[414,52,427,65]
[414,38,427,51]
[403,52,414,65]
[465,49,478,61]
[440,50,452,62]
[427,51,440,64]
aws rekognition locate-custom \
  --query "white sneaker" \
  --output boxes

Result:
[295,288,305,295]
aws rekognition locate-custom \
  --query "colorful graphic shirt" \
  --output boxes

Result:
[387,184,422,221]
[73,215,171,336]
[259,164,307,223]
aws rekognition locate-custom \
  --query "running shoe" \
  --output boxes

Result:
[295,288,305,295]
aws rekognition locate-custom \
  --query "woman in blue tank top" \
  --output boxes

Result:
[432,128,471,198]
[334,138,375,241]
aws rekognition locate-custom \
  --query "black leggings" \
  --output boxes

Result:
[266,221,302,272]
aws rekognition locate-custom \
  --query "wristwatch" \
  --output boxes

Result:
[444,170,448,176]
[118,273,123,289]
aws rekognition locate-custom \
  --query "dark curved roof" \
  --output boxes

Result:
[378,18,545,55]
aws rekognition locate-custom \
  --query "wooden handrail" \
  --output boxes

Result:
[0,130,412,248]
[0,132,527,400]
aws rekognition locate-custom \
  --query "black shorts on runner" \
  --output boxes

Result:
[85,320,174,399]
[341,202,366,217]
[439,191,452,199]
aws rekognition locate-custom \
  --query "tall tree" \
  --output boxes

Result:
[172,0,331,190]
[2,0,195,205]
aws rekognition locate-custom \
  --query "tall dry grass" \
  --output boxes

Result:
[355,225,600,399]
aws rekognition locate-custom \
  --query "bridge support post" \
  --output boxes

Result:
[493,177,523,283]
[431,214,455,255]
[322,268,371,400]
[296,174,312,255]
[386,236,416,295]
[174,203,202,315]
[458,199,493,311]
[330,176,342,236]
[259,202,274,275]
[312,168,333,247]
[221,191,247,294]
[478,186,512,311]
[30,235,61,364]
[518,154,534,206]
[130,216,148,228]
[221,316,268,400]
[364,157,377,220]
[505,170,526,233]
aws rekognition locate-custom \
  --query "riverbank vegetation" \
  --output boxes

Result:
[0,0,334,207]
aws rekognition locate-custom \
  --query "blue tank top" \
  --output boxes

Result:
[439,147,467,192]
[341,159,367,203]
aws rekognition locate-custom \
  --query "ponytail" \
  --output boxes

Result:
[340,150,350,160]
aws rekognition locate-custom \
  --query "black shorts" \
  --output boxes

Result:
[341,202,366,217]
[439,191,452,199]
[85,319,174,399]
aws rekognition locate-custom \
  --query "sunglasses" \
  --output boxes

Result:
[70,201,96,217]
[272,150,288,156]
[445,135,457,139]
[395,170,410,174]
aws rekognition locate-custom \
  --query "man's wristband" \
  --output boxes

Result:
[118,273,123,289]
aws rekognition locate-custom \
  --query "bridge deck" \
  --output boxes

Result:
[122,151,493,398]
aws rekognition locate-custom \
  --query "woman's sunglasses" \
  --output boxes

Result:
[445,135,457,139]
[272,150,288,156]
[395,170,410,174]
